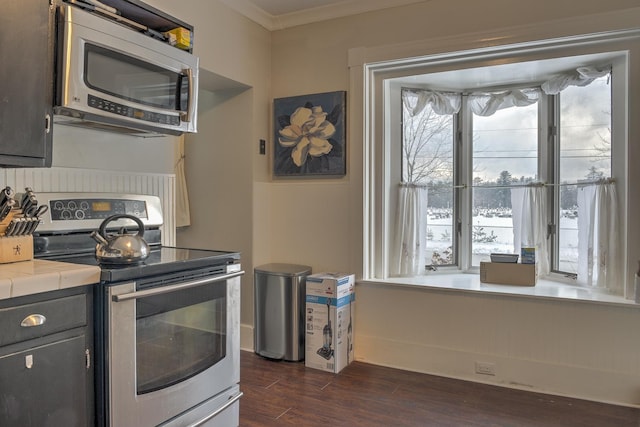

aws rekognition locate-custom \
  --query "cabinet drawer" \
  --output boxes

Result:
[0,294,87,346]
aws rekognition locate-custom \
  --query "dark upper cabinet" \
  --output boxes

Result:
[0,0,54,167]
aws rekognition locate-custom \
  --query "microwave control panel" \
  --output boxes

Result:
[88,95,180,126]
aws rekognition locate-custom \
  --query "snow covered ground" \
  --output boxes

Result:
[426,210,578,272]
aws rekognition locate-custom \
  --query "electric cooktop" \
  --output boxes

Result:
[49,246,240,282]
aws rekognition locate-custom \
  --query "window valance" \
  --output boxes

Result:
[403,90,461,116]
[403,64,611,117]
[468,88,541,116]
[541,65,611,95]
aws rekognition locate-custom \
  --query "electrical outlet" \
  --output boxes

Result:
[259,139,266,155]
[475,361,496,376]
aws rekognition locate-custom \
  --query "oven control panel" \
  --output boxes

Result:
[50,198,148,221]
[34,193,164,234]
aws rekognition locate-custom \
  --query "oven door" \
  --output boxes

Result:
[105,264,243,427]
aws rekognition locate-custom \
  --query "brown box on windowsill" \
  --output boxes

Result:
[480,261,536,286]
[0,235,34,263]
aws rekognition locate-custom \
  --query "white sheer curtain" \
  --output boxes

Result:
[541,65,611,95]
[392,89,452,277]
[510,185,550,276]
[403,64,611,117]
[468,88,541,116]
[390,183,428,276]
[402,89,461,116]
[576,179,621,292]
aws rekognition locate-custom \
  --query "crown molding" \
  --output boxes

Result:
[220,0,429,31]
[218,0,274,30]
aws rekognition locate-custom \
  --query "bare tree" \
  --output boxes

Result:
[402,94,454,183]
[592,124,611,171]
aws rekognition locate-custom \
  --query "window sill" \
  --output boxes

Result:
[359,273,637,308]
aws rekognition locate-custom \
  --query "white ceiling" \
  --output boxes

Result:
[219,0,429,30]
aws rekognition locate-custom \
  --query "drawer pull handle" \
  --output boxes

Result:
[21,314,46,327]
[25,354,33,369]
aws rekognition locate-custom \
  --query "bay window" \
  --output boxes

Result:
[387,57,623,293]
[360,26,640,302]
[398,72,617,287]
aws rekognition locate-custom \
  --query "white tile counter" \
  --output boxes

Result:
[0,259,100,300]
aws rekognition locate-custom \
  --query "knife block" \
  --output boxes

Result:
[0,209,18,235]
[0,235,33,263]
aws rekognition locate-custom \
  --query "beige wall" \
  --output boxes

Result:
[145,0,272,343]
[42,0,640,407]
[268,0,640,406]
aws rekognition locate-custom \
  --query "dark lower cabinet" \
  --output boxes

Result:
[0,287,93,426]
[0,335,88,426]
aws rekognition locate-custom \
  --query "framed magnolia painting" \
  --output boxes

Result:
[273,91,346,177]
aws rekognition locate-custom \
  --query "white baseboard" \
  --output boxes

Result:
[240,323,254,352]
[238,323,639,407]
[355,334,640,408]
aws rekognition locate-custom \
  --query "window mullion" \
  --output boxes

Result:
[458,96,473,271]
[547,94,561,273]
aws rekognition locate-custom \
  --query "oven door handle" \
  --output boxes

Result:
[187,391,243,427]
[112,270,245,302]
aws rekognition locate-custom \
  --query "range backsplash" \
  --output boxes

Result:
[0,167,176,245]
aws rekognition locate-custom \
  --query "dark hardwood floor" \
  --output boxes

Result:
[239,351,639,427]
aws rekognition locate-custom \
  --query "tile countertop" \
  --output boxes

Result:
[0,259,101,300]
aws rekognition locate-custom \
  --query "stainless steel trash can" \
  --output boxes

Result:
[254,263,311,361]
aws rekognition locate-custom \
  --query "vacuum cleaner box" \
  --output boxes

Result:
[305,273,355,373]
[480,262,537,286]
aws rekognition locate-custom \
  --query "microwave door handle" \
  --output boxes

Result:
[181,68,195,123]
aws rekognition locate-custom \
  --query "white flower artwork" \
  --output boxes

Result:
[273,91,346,176]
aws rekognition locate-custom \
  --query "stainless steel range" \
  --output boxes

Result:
[33,192,244,427]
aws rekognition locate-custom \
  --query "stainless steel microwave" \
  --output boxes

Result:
[54,3,198,136]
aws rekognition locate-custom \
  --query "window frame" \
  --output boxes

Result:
[363,31,634,297]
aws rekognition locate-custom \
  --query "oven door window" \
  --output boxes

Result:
[84,44,188,111]
[135,282,226,394]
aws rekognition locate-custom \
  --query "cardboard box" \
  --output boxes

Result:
[164,27,191,50]
[305,273,355,373]
[480,262,536,286]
